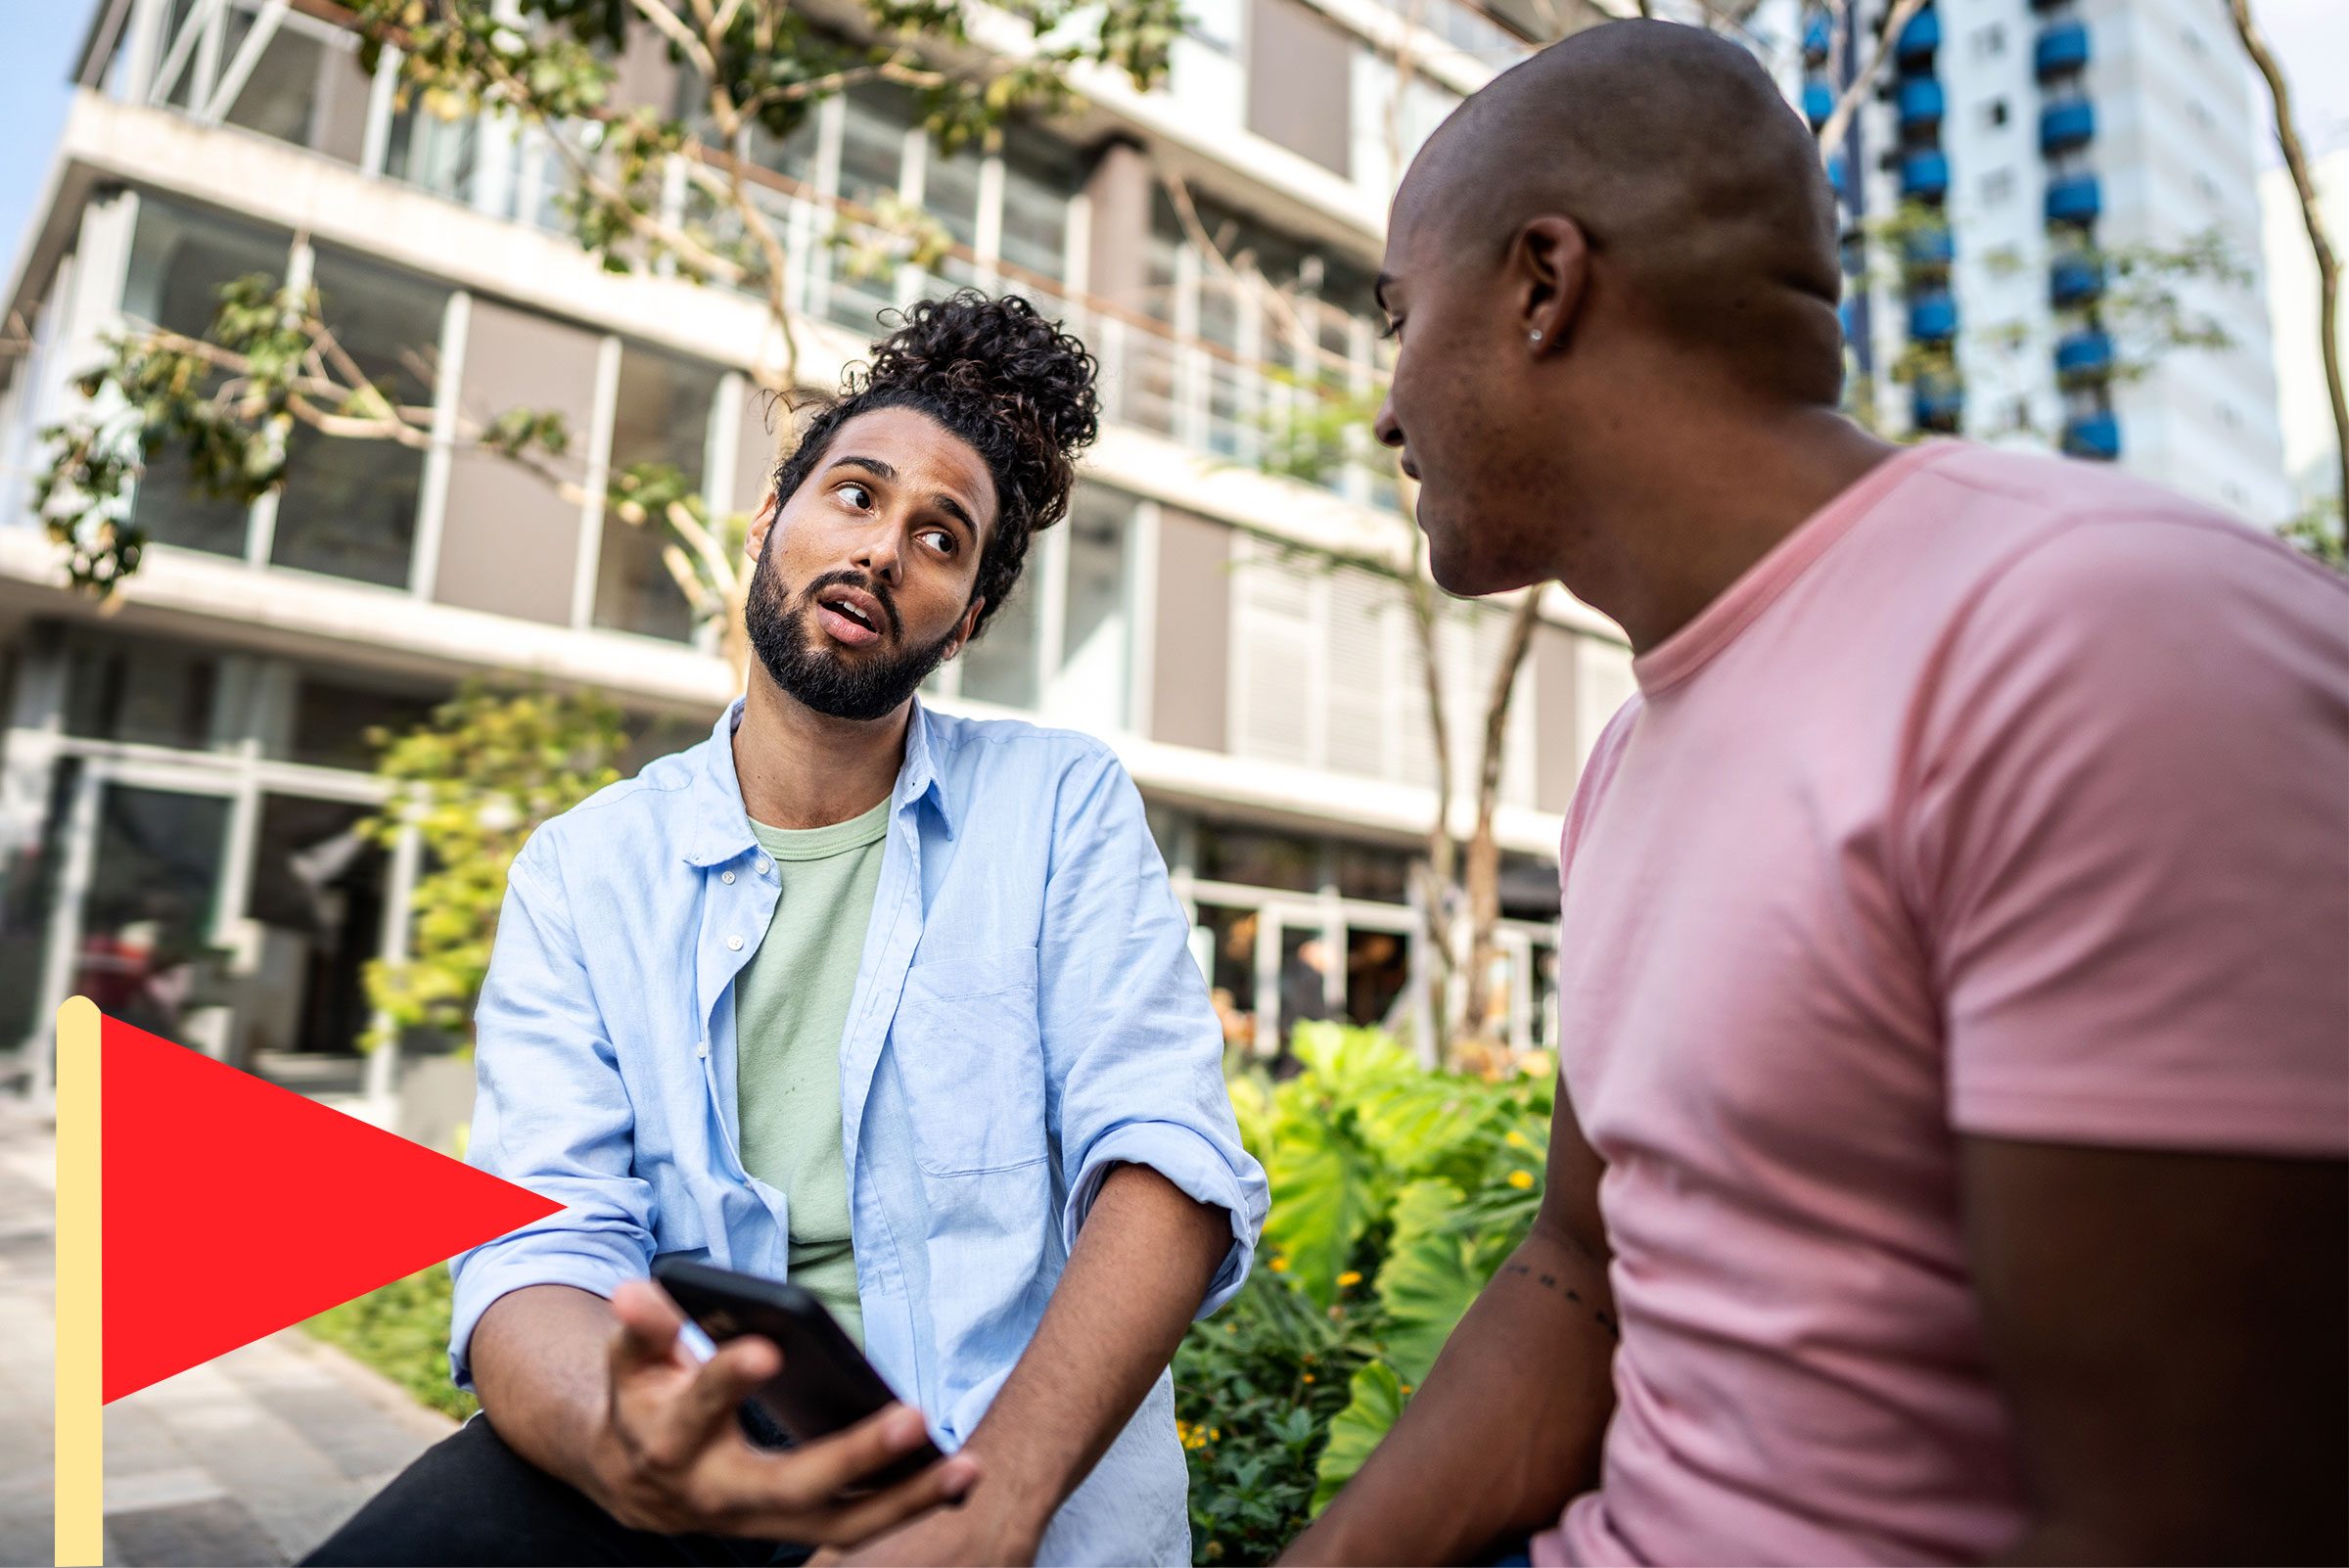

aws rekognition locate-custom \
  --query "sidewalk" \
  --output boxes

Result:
[0,1097,456,1567]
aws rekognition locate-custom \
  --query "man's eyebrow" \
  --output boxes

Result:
[930,491,978,538]
[824,454,897,482]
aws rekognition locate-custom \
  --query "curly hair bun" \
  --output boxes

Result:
[859,291,1099,470]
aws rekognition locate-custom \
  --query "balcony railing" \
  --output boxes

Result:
[1803,80,1834,125]
[1908,291,1958,342]
[2049,252,2105,306]
[2054,326,2115,382]
[1911,372,1963,432]
[1902,150,1952,201]
[2035,21,2090,78]
[107,0,1405,513]
[1894,7,1941,63]
[2062,409,2121,459]
[1904,223,1956,270]
[2045,171,2102,225]
[2040,99,2095,153]
[1898,76,1946,128]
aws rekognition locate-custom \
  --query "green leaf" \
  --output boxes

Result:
[1311,1361,1405,1514]
[1264,1118,1383,1308]
[1374,1179,1485,1386]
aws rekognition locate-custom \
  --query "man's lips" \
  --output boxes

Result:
[816,601,883,647]
[811,582,890,648]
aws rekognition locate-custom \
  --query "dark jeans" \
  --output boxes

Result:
[302,1408,810,1567]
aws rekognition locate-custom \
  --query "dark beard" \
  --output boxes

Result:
[744,549,962,722]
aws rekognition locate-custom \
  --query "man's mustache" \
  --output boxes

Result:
[800,569,903,640]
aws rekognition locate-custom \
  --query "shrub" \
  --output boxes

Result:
[1176,1024,1551,1564]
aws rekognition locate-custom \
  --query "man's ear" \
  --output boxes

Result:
[744,489,779,564]
[944,596,987,662]
[1517,214,1592,355]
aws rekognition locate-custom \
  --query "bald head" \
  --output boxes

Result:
[1395,20,1844,400]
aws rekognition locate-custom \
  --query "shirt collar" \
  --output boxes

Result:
[682,696,956,867]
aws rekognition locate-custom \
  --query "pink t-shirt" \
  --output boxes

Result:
[1534,441,2349,1567]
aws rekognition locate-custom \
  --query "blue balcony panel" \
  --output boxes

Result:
[1804,10,1832,61]
[2036,20,2089,77]
[1904,223,1956,268]
[2040,99,2096,152]
[2055,327,2115,379]
[2045,171,2102,224]
[1827,151,1851,198]
[1902,149,1952,200]
[2063,410,2121,460]
[1804,80,1834,123]
[1896,7,1941,61]
[1898,76,1946,126]
[1909,292,1958,342]
[2049,253,2105,306]
[1912,373,1964,429]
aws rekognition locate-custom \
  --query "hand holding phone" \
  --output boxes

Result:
[586,1275,975,1544]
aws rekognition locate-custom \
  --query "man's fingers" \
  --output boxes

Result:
[774,1405,941,1500]
[714,1439,979,1545]
[662,1334,782,1451]
[609,1279,687,1371]
[800,1453,981,1546]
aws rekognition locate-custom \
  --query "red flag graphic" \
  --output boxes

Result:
[99,1011,562,1403]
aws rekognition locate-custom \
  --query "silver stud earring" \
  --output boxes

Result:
[1530,330,1543,344]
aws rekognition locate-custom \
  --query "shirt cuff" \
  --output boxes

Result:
[447,1239,648,1390]
[1062,1121,1265,1317]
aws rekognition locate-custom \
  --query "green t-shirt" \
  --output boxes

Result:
[732,796,891,1348]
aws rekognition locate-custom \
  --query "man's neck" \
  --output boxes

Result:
[732,669,910,830]
[1578,407,1900,656]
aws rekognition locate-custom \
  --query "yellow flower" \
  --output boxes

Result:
[1268,1254,1289,1272]
[1508,1170,1536,1190]
[1302,1372,1315,1384]
[1336,1269,1363,1288]
[1210,1429,1221,1441]
[1401,1384,1413,1396]
[1177,1420,1209,1451]
[1504,1130,1529,1149]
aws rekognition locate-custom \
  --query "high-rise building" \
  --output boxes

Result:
[1795,0,2290,521]
[0,0,1618,1122]
[2260,148,2346,516]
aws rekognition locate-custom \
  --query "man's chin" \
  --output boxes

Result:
[1425,520,1540,600]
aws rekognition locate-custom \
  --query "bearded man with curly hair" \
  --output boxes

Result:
[307,294,1267,1568]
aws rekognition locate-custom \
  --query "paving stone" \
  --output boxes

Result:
[102,1466,227,1514]
[107,1497,283,1567]
[0,1505,54,1568]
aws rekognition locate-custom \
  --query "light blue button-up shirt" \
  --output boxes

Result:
[448,699,1267,1564]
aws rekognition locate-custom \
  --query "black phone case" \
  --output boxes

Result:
[651,1258,945,1489]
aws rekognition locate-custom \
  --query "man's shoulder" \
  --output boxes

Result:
[926,706,1121,781]
[519,736,709,871]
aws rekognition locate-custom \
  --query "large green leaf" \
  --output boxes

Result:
[1374,1179,1489,1386]
[1311,1360,1405,1513]
[1354,1073,1500,1184]
[1265,1125,1384,1308]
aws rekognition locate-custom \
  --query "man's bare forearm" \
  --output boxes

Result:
[470,1283,623,1494]
[1285,1219,1619,1565]
[959,1163,1232,1542]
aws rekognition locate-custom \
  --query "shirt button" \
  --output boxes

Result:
[725,935,744,951]
[721,870,736,884]
[755,857,772,875]
[696,1040,710,1059]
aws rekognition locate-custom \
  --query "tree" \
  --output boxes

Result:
[360,684,628,1052]
[34,0,1182,680]
[2224,0,2346,531]
[1165,0,1559,1071]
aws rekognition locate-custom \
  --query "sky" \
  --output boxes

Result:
[0,0,2343,291]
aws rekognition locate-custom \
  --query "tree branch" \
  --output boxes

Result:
[1814,0,1928,164]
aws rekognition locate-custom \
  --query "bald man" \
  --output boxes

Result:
[1287,21,2348,1568]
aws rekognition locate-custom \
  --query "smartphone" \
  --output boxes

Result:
[651,1258,944,1489]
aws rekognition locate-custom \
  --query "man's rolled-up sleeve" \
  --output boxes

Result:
[1038,746,1267,1315]
[446,837,655,1390]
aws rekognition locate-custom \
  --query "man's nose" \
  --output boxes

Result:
[851,518,902,583]
[1372,393,1403,451]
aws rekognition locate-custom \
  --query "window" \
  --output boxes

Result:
[594,346,722,643]
[1981,168,2015,205]
[63,630,223,751]
[118,198,295,560]
[1981,98,2008,129]
[284,669,443,769]
[998,130,1074,285]
[273,245,449,587]
[1972,23,2005,59]
[951,485,1137,723]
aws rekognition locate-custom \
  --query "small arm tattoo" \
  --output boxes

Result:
[1504,1261,1621,1341]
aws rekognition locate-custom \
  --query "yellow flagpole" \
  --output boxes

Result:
[53,997,101,1568]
